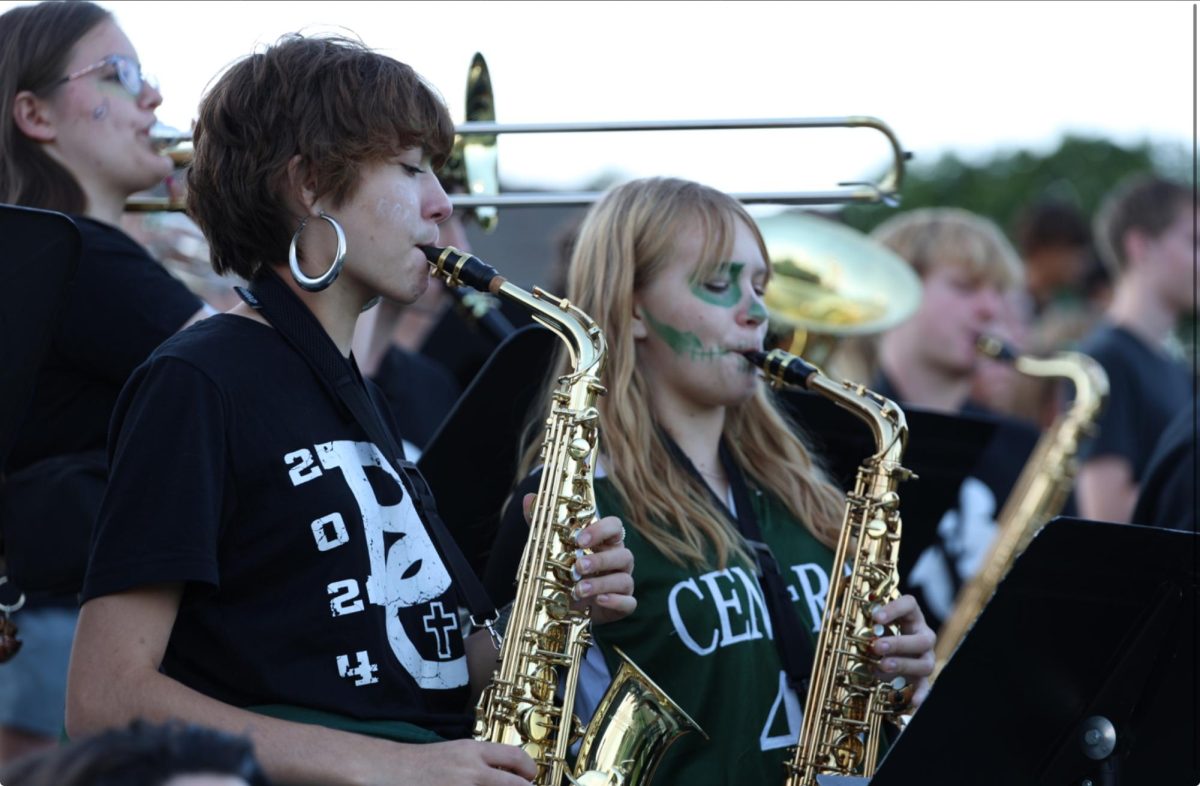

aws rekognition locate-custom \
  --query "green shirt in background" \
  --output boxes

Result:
[591,477,836,786]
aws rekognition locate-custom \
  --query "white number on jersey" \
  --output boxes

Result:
[336,650,379,686]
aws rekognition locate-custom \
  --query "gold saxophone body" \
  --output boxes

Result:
[932,336,1109,674]
[745,349,913,786]
[424,246,701,786]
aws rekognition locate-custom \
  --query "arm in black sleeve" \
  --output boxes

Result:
[481,470,542,608]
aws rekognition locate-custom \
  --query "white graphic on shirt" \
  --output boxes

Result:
[311,512,349,551]
[908,476,999,620]
[337,650,380,686]
[760,670,804,751]
[665,562,831,657]
[787,563,829,633]
[312,440,468,690]
[285,448,324,485]
[328,579,365,616]
[668,566,772,655]
[422,601,458,659]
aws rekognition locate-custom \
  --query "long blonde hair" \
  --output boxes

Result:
[521,177,844,568]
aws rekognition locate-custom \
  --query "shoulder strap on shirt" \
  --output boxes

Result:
[237,270,498,631]
[657,429,813,694]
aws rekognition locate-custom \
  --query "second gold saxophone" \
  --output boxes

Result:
[745,349,913,786]
[424,246,701,786]
[932,336,1109,675]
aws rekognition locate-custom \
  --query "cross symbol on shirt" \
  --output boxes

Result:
[422,601,458,659]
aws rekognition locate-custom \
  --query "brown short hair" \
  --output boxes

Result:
[1093,173,1191,278]
[187,34,455,281]
[0,1,112,212]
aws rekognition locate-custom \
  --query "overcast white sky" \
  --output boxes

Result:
[9,0,1196,194]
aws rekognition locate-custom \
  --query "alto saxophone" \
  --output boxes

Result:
[744,349,913,786]
[423,246,701,786]
[932,336,1109,675]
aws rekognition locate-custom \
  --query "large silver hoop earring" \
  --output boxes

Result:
[289,212,346,292]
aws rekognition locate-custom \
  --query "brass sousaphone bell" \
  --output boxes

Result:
[755,211,922,367]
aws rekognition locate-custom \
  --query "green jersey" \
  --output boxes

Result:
[591,477,836,786]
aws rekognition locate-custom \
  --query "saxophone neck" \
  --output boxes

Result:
[977,335,1110,427]
[744,348,911,477]
[423,244,606,377]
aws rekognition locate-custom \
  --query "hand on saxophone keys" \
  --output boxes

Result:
[867,593,937,710]
[520,494,637,625]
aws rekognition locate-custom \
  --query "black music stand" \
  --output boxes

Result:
[0,204,81,464]
[870,517,1199,786]
[418,323,558,576]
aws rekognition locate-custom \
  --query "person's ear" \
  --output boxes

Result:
[631,301,648,340]
[12,91,57,142]
[285,154,322,217]
[1121,228,1152,271]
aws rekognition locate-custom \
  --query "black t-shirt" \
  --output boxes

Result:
[1131,398,1197,532]
[81,315,472,738]
[6,215,202,472]
[371,346,461,452]
[1076,322,1194,482]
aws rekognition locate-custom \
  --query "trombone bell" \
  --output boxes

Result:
[444,53,499,231]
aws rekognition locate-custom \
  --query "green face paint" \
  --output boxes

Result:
[747,297,769,322]
[642,310,727,363]
[690,262,770,322]
[691,262,746,308]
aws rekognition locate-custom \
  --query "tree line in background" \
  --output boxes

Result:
[840,134,1189,240]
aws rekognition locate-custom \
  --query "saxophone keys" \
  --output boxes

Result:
[568,437,592,459]
[518,704,555,742]
[543,588,573,620]
[865,517,888,539]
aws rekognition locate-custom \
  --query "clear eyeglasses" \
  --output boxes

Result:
[47,54,157,98]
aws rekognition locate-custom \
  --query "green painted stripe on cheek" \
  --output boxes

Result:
[643,310,727,363]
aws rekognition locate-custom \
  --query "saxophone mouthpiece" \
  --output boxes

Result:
[742,349,819,389]
[975,334,1017,362]
[421,245,506,294]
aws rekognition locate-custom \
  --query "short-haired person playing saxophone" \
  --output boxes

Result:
[65,34,634,786]
[486,177,935,786]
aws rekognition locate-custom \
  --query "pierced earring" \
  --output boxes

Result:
[289,212,347,292]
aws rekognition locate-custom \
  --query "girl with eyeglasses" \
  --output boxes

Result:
[0,0,211,765]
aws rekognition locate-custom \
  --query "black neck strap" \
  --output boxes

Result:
[658,429,813,694]
[237,270,498,628]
